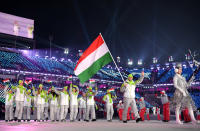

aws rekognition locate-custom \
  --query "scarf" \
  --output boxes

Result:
[27,95,30,102]
[108,94,112,103]
[73,91,78,96]
[8,93,13,101]
[53,95,56,101]
[40,90,45,98]
[63,90,68,95]
[18,85,25,94]
[88,91,93,99]
[45,94,48,103]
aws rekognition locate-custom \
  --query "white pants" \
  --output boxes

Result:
[86,105,96,120]
[57,106,60,120]
[176,103,196,122]
[23,106,31,120]
[50,105,57,121]
[37,104,44,120]
[44,107,49,119]
[70,105,78,121]
[123,97,140,121]
[78,108,86,120]
[106,104,114,120]
[5,105,13,120]
[60,105,69,120]
[33,106,37,120]
[15,101,24,120]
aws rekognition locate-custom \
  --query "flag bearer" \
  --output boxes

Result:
[120,72,144,123]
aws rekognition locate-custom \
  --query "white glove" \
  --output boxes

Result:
[124,83,128,87]
[182,92,187,97]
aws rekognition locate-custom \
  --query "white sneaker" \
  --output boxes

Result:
[176,120,183,125]
[192,120,197,125]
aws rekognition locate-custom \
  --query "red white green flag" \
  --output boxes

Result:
[47,80,52,83]
[3,79,10,83]
[74,34,112,83]
[108,88,115,92]
[89,79,95,84]
[25,80,29,85]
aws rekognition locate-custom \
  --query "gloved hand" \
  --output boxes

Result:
[124,82,128,87]
[182,92,187,97]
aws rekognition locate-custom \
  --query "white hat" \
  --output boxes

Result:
[175,63,182,73]
[176,63,182,69]
[119,100,122,103]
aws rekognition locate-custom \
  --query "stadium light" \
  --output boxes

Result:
[64,48,69,54]
[128,59,133,66]
[138,59,143,65]
[117,56,120,63]
[78,50,83,56]
[168,56,173,62]
[153,57,157,64]
[185,54,191,60]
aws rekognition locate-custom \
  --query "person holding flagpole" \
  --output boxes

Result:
[120,72,144,123]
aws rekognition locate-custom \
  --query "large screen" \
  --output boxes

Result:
[0,12,34,39]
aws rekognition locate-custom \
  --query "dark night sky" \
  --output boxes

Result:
[1,0,200,65]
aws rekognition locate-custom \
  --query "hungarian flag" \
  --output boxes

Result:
[89,79,95,84]
[108,88,115,92]
[28,80,32,84]
[74,34,112,83]
[47,80,52,83]
[25,80,32,85]
[25,80,29,85]
[3,79,10,83]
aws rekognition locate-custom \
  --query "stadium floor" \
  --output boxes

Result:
[0,119,200,131]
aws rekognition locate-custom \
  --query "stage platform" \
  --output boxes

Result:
[0,119,199,131]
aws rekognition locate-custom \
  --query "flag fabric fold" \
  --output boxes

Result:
[3,79,10,83]
[108,88,115,92]
[74,34,112,83]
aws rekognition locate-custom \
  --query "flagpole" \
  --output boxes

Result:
[99,33,125,83]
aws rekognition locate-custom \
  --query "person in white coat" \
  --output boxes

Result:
[56,95,61,121]
[4,85,15,122]
[120,72,144,123]
[78,92,86,121]
[33,84,45,122]
[172,63,197,124]
[32,90,38,121]
[49,86,59,122]
[14,80,26,122]
[57,86,70,122]
[85,86,98,122]
[103,89,117,122]
[23,89,32,122]
[69,84,79,122]
[44,90,49,121]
